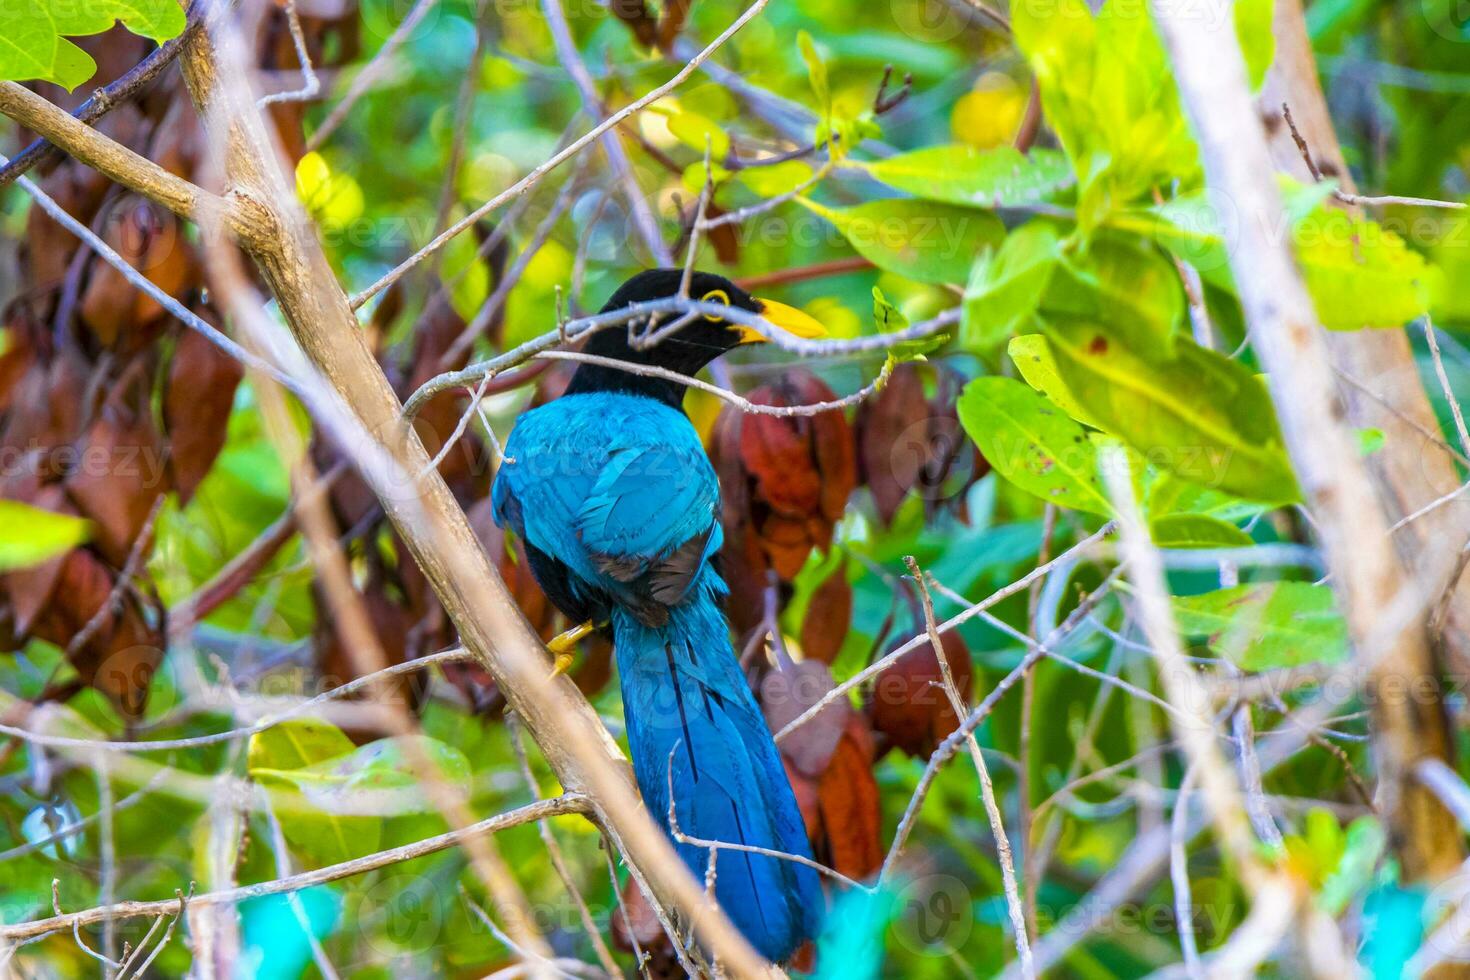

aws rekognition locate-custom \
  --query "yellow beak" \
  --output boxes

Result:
[736,297,829,344]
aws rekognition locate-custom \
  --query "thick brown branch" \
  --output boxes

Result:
[171,5,773,974]
[0,7,204,189]
[0,80,262,241]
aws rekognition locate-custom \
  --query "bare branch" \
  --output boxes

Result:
[0,796,589,943]
[348,0,776,310]
[0,81,253,238]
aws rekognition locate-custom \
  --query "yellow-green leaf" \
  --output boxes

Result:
[798,197,1004,284]
[0,501,89,572]
[957,376,1113,517]
[1007,332,1104,429]
[1038,320,1298,502]
[0,0,185,90]
[861,145,1074,208]
[1173,582,1347,670]
[1150,514,1254,549]
[667,109,731,160]
[963,222,1062,350]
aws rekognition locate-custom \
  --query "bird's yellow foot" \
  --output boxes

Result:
[546,621,595,679]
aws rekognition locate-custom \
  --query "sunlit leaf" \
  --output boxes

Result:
[735,160,816,197]
[798,198,1004,284]
[1007,332,1103,429]
[1045,232,1185,356]
[861,145,1074,208]
[249,719,373,868]
[1038,319,1298,501]
[1149,514,1254,549]
[957,376,1112,516]
[0,0,185,90]
[962,222,1061,349]
[0,501,89,572]
[1128,190,1439,330]
[666,109,731,159]
[295,152,365,232]
[1236,0,1278,89]
[1173,582,1347,670]
[1011,0,1199,224]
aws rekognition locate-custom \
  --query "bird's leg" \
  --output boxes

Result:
[546,620,595,679]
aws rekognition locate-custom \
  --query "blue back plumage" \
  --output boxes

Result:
[493,392,823,962]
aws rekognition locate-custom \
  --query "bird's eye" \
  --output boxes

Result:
[701,288,730,322]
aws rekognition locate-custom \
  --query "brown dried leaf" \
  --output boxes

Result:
[740,407,820,516]
[857,362,930,524]
[869,629,973,758]
[761,660,847,779]
[611,877,683,979]
[165,325,244,502]
[800,562,851,664]
[65,404,165,565]
[816,710,883,880]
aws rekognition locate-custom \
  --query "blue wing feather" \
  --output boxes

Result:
[492,390,824,962]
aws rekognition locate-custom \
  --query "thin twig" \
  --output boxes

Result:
[905,558,1033,977]
[258,0,321,106]
[0,796,589,942]
[348,0,776,309]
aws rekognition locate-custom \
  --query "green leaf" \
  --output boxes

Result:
[249,719,371,868]
[735,160,816,197]
[666,109,731,160]
[1147,472,1280,522]
[0,501,89,572]
[1172,582,1348,670]
[956,376,1113,517]
[962,222,1061,349]
[1038,319,1299,502]
[1011,0,1199,224]
[1430,211,1470,323]
[1126,190,1439,330]
[1319,817,1386,916]
[1044,232,1185,356]
[248,719,356,773]
[0,0,186,90]
[797,31,830,117]
[1294,208,1440,329]
[872,287,947,364]
[1235,0,1277,90]
[798,197,1004,284]
[1007,332,1103,429]
[861,145,1074,208]
[1149,514,1254,549]
[250,724,472,867]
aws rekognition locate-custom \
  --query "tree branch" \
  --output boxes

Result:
[0,5,204,189]
[171,5,774,974]
[0,80,255,238]
[0,795,589,943]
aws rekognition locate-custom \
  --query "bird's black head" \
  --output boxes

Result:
[563,268,825,408]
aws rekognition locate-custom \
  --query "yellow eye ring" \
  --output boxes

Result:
[701,288,730,321]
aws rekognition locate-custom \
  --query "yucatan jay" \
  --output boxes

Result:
[492,269,828,962]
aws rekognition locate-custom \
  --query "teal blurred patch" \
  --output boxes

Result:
[238,886,342,980]
[1362,884,1425,980]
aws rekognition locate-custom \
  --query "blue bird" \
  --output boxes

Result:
[492,269,829,962]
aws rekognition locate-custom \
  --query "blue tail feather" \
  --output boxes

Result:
[613,590,824,962]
